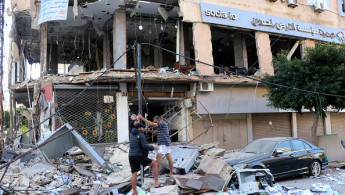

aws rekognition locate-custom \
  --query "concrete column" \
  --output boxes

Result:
[301,39,315,60]
[176,20,180,63]
[116,83,129,143]
[103,31,111,68]
[9,91,14,137]
[255,31,274,75]
[179,21,186,65]
[113,9,127,69]
[247,113,253,142]
[233,34,248,69]
[18,59,23,82]
[192,23,214,75]
[40,23,48,77]
[48,44,58,74]
[291,113,298,138]
[177,106,189,142]
[325,111,332,135]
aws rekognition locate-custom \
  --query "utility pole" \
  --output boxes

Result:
[136,43,144,187]
[0,0,5,153]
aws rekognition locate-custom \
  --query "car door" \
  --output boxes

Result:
[262,140,295,176]
[291,140,310,173]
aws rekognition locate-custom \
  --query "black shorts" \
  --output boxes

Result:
[129,156,152,173]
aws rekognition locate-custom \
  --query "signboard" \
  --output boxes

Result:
[38,0,69,26]
[200,3,345,44]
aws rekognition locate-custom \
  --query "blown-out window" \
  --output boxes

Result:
[340,0,345,15]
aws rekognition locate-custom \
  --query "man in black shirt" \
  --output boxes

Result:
[129,123,163,194]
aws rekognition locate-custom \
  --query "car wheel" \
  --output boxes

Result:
[309,160,321,177]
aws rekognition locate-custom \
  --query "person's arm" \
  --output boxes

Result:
[146,127,158,135]
[138,114,158,127]
[139,134,158,151]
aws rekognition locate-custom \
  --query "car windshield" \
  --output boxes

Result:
[240,140,277,154]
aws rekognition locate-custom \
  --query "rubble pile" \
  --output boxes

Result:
[0,146,123,194]
[0,138,343,194]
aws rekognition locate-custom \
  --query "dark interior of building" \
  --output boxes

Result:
[211,26,258,75]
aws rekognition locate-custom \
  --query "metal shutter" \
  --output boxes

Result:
[296,113,323,143]
[331,113,345,140]
[252,113,292,140]
[193,119,247,150]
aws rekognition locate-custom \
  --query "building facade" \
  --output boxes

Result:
[7,0,345,150]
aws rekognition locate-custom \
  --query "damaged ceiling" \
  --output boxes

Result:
[13,0,180,64]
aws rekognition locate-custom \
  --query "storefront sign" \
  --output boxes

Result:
[201,3,345,44]
[38,0,69,26]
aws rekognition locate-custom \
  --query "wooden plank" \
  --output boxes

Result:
[287,40,301,60]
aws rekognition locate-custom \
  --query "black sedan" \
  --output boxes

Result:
[224,137,328,178]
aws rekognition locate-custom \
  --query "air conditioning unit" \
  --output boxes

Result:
[199,82,214,92]
[287,0,298,8]
[314,0,325,12]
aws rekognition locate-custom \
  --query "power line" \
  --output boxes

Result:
[11,41,345,146]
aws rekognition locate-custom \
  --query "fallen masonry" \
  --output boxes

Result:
[0,124,343,194]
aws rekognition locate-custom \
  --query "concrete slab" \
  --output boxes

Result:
[197,156,232,180]
[150,185,179,195]
[171,145,199,174]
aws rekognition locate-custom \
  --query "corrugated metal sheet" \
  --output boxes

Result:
[297,113,323,143]
[252,113,292,140]
[331,113,345,140]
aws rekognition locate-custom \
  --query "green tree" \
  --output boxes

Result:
[3,111,10,131]
[264,43,345,144]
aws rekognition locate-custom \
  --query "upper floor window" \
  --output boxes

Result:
[308,0,330,9]
[339,0,345,15]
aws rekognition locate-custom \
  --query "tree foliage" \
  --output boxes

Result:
[264,43,345,143]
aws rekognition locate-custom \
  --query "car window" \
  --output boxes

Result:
[292,140,305,151]
[303,142,312,149]
[276,141,292,153]
[240,140,277,154]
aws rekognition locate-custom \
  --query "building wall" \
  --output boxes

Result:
[331,112,345,140]
[180,0,343,29]
[197,84,279,114]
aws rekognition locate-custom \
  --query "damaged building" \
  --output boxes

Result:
[6,0,345,152]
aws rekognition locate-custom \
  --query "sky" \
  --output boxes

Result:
[2,0,12,110]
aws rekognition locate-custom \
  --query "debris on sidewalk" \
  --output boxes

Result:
[197,155,232,180]
[171,145,199,174]
[1,123,343,194]
[150,184,179,195]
